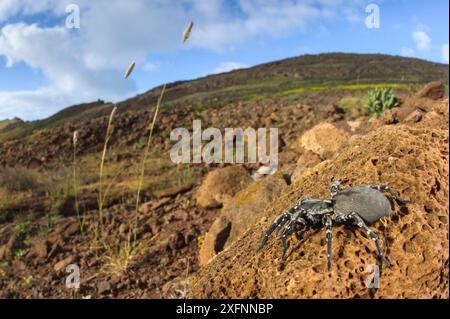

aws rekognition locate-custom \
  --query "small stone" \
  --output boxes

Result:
[64,223,79,237]
[377,109,398,126]
[404,110,423,123]
[139,197,172,214]
[151,197,171,210]
[119,224,128,235]
[290,166,307,184]
[148,219,161,234]
[296,150,322,167]
[0,246,8,260]
[417,81,445,100]
[195,166,253,209]
[53,256,74,272]
[168,231,186,251]
[33,240,49,260]
[97,281,112,294]
[139,202,151,214]
[172,210,189,221]
[156,183,193,198]
[199,216,231,266]
[110,275,121,285]
[0,234,20,259]
[347,120,362,132]
[299,122,350,158]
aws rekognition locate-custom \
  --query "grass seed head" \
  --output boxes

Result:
[183,21,194,43]
[124,61,136,79]
[107,106,118,136]
[73,131,79,147]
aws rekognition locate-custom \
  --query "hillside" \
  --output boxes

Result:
[0,53,448,143]
[129,53,449,110]
[0,118,23,132]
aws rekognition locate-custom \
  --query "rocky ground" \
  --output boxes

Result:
[0,82,448,299]
[189,82,449,299]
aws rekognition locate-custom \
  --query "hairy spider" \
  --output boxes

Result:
[258,181,410,271]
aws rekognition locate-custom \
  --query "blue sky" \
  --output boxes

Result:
[0,0,448,120]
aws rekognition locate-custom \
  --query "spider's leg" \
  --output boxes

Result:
[369,185,412,205]
[330,181,342,197]
[349,213,391,267]
[280,220,296,261]
[292,216,307,240]
[258,212,290,251]
[324,216,333,271]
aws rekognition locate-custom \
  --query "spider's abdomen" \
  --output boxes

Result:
[333,185,392,225]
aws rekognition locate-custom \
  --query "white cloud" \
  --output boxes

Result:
[0,22,135,119]
[78,1,186,70]
[192,0,224,17]
[143,62,160,73]
[442,44,449,64]
[0,0,185,120]
[213,61,249,74]
[0,0,366,120]
[343,6,364,24]
[0,87,78,120]
[412,31,431,52]
[189,0,341,52]
[401,47,415,57]
[0,0,353,54]
[0,0,67,21]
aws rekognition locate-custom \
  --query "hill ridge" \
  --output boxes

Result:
[0,53,448,142]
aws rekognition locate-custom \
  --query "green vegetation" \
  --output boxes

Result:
[48,184,72,214]
[0,166,78,228]
[21,275,34,286]
[0,101,112,142]
[365,87,399,118]
[0,211,8,224]
[14,249,26,258]
[97,26,195,275]
[13,212,36,235]
[134,84,166,239]
[72,131,86,233]
[338,96,367,120]
[0,189,33,224]
[339,96,364,110]
[15,223,28,235]
[36,213,60,240]
[279,83,415,96]
[0,118,23,130]
[0,166,45,193]
[98,106,117,233]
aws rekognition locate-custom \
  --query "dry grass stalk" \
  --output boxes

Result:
[134,84,167,239]
[98,106,117,231]
[98,23,192,274]
[72,131,85,233]
[104,241,139,276]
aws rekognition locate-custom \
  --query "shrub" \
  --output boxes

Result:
[366,88,399,118]
[340,97,364,110]
[0,166,43,192]
[0,210,8,224]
